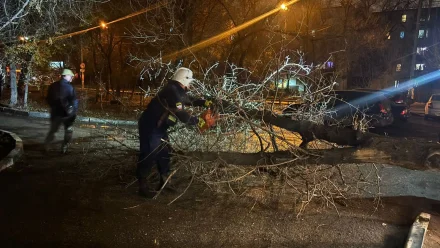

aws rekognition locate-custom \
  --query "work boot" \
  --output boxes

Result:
[61,143,69,154]
[157,173,177,192]
[138,178,156,199]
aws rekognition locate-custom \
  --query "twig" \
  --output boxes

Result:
[167,174,195,205]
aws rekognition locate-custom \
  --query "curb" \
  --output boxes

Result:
[405,212,431,248]
[0,130,24,172]
[0,106,29,117]
[76,116,137,126]
[1,106,137,126]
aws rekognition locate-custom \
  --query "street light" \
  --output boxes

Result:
[280,3,288,10]
[100,21,108,29]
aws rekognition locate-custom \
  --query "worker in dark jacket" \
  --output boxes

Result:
[44,69,78,154]
[137,67,216,198]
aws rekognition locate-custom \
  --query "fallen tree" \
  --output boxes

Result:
[99,49,440,211]
[193,101,439,170]
[182,135,440,170]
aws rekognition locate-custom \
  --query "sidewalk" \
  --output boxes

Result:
[2,112,440,248]
[0,114,410,248]
[424,214,440,248]
[0,104,137,126]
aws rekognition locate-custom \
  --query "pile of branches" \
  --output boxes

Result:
[73,52,383,212]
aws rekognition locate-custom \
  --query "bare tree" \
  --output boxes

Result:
[0,0,109,106]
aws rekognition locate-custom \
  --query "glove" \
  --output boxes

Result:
[66,105,74,116]
[204,100,213,108]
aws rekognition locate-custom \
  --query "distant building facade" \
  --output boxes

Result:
[382,6,440,101]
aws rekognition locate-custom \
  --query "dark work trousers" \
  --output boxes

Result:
[136,128,171,179]
[44,115,76,145]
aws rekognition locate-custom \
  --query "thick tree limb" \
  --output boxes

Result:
[182,135,440,170]
[248,109,364,147]
[217,99,364,147]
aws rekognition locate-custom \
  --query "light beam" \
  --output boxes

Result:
[335,70,440,114]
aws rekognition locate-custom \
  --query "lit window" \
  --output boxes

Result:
[326,61,334,69]
[426,29,429,38]
[394,80,400,88]
[402,14,407,22]
[415,64,425,71]
[387,32,391,39]
[418,30,425,38]
[417,47,428,55]
[396,64,402,72]
[400,31,405,38]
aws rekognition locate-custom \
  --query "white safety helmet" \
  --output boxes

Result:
[62,69,74,76]
[171,67,195,87]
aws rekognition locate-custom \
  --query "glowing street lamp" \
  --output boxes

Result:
[280,3,288,10]
[100,21,108,29]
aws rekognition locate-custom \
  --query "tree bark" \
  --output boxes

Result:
[117,41,123,98]
[9,63,17,106]
[242,108,364,147]
[182,135,439,171]
[191,102,438,169]
[92,36,100,103]
[106,58,112,100]
[0,64,4,98]
[23,62,31,108]
[24,77,29,107]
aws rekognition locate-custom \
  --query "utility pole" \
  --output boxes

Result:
[409,0,424,101]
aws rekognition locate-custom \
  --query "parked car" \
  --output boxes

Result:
[354,88,409,122]
[424,94,440,119]
[282,90,394,128]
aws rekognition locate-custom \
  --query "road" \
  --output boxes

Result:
[1,113,440,247]
[372,114,440,141]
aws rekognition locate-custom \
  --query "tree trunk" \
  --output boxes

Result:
[240,108,364,147]
[106,67,111,101]
[192,100,440,170]
[117,42,123,98]
[0,64,4,98]
[23,67,32,108]
[106,55,112,101]
[9,63,17,107]
[92,40,99,103]
[24,78,29,108]
[23,62,31,108]
[182,135,439,171]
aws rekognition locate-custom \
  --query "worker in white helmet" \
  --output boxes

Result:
[137,67,217,198]
[44,69,78,154]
